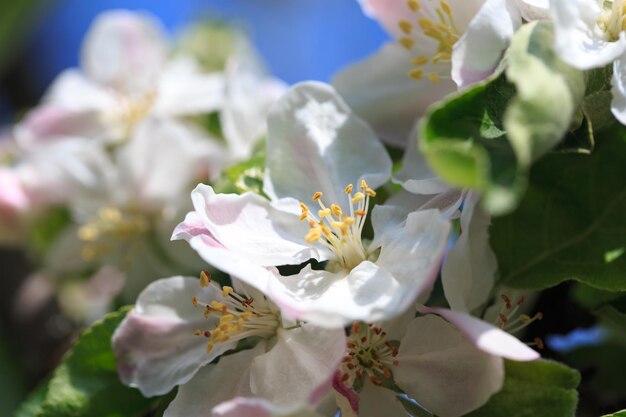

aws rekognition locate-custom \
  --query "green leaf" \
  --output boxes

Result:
[596,306,626,333]
[492,125,626,291]
[603,410,626,417]
[464,360,580,417]
[420,21,585,215]
[16,307,157,417]
[213,140,266,195]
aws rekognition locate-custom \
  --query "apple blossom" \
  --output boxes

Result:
[112,275,345,415]
[173,81,451,328]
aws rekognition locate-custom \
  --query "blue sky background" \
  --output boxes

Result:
[26,0,390,92]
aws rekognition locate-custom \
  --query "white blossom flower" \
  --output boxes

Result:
[112,276,345,415]
[334,0,487,146]
[333,310,538,417]
[551,0,626,124]
[173,82,451,328]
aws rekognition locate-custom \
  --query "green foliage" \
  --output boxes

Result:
[28,206,72,260]
[421,21,587,215]
[491,125,626,291]
[464,360,580,417]
[15,307,157,417]
[602,410,626,417]
[213,140,266,195]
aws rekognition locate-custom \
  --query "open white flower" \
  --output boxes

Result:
[113,276,345,415]
[333,308,538,417]
[16,10,225,146]
[335,0,489,146]
[551,0,626,124]
[173,82,451,328]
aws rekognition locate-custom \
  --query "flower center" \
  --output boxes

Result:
[78,205,150,262]
[337,322,399,389]
[107,91,157,140]
[495,293,544,349]
[397,0,460,84]
[192,271,281,353]
[299,180,376,271]
[597,0,626,42]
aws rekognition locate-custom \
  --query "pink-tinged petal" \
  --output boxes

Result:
[395,315,504,417]
[154,57,226,116]
[333,372,359,415]
[442,192,497,313]
[333,43,456,147]
[452,0,521,89]
[81,10,167,94]
[250,325,346,408]
[357,0,413,38]
[15,105,104,148]
[45,69,115,112]
[0,168,28,212]
[263,81,391,212]
[176,184,315,268]
[165,343,265,417]
[417,306,541,361]
[112,276,238,396]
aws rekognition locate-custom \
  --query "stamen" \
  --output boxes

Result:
[200,270,211,287]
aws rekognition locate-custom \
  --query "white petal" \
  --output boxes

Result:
[442,192,497,313]
[174,184,315,267]
[81,10,168,94]
[112,276,238,396]
[374,209,451,308]
[154,57,226,116]
[612,57,626,125]
[263,81,391,210]
[45,69,115,112]
[551,0,626,70]
[165,343,265,417]
[356,0,413,38]
[452,0,522,89]
[516,0,550,21]
[212,397,324,417]
[333,43,456,147]
[417,306,541,361]
[250,325,346,408]
[221,58,287,161]
[358,381,407,417]
[116,118,217,207]
[395,315,504,417]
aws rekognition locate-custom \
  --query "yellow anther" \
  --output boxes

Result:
[309,220,317,229]
[343,216,356,226]
[194,329,202,336]
[355,209,366,217]
[331,221,344,230]
[519,314,531,323]
[312,192,323,201]
[305,227,322,243]
[318,208,331,218]
[321,225,332,237]
[200,270,211,287]
[192,296,199,306]
[78,225,99,241]
[432,51,451,63]
[299,202,309,221]
[407,0,420,12]
[418,18,435,31]
[411,55,429,66]
[207,342,215,353]
[440,0,452,15]
[331,204,342,217]
[399,37,415,50]
[241,311,254,319]
[365,188,377,197]
[203,306,211,318]
[352,192,365,204]
[219,314,234,324]
[398,20,413,35]
[222,286,234,297]
[409,69,424,80]
[428,72,441,84]
[360,179,368,190]
[344,184,354,194]
[210,301,227,313]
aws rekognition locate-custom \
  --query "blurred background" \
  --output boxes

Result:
[0,1,387,414]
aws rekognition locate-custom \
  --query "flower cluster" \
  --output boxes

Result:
[7,1,626,416]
